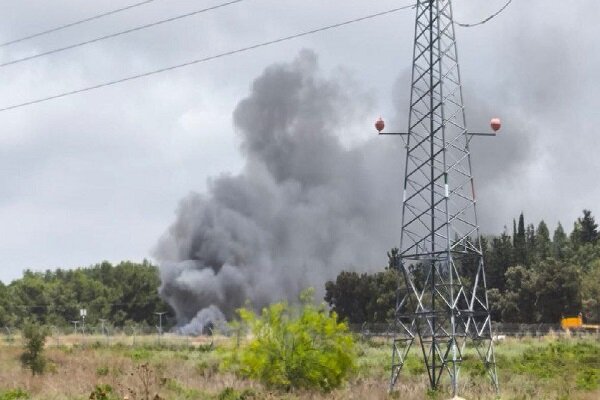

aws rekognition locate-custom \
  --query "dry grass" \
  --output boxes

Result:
[0,335,598,399]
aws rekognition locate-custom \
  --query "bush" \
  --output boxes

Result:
[0,389,29,400]
[20,322,48,375]
[216,387,256,400]
[89,384,118,400]
[234,289,356,391]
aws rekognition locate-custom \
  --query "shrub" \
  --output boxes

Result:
[234,289,356,391]
[89,384,118,400]
[0,389,29,400]
[217,387,255,400]
[19,322,48,375]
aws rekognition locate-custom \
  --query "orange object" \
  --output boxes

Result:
[375,117,385,133]
[490,118,501,132]
[561,315,583,330]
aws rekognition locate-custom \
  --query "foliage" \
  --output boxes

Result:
[232,289,356,392]
[20,321,48,375]
[327,209,600,324]
[0,389,29,400]
[89,384,118,400]
[0,260,173,329]
[324,269,397,324]
[506,340,600,390]
[582,259,600,321]
[324,250,399,324]
[216,387,256,400]
[572,210,599,247]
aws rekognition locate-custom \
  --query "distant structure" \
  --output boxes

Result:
[379,0,500,396]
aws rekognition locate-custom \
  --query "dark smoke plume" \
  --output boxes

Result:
[155,50,405,332]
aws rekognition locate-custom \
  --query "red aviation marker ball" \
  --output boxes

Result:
[490,117,501,132]
[375,117,385,133]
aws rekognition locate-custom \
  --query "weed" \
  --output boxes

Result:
[164,378,202,399]
[195,357,220,378]
[576,368,599,390]
[129,349,152,361]
[89,384,118,400]
[216,387,256,400]
[0,389,29,400]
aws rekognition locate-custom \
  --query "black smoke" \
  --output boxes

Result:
[155,50,405,331]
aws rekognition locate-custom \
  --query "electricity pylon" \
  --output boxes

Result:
[386,0,499,396]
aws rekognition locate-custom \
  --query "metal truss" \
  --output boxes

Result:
[389,0,498,396]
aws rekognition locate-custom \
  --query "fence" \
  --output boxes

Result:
[1,325,226,348]
[349,322,600,339]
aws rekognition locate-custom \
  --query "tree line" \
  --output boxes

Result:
[2,210,599,329]
[0,260,173,329]
[325,210,600,324]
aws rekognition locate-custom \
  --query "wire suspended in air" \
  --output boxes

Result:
[455,0,514,28]
[0,0,161,47]
[0,4,417,113]
[0,0,247,68]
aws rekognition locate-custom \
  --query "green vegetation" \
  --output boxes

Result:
[0,333,598,399]
[0,389,29,400]
[326,210,600,324]
[0,260,172,329]
[19,321,48,375]
[88,384,118,400]
[228,290,356,391]
[324,267,397,324]
[504,340,600,390]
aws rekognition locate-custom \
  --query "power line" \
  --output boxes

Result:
[14,299,169,310]
[0,4,417,114]
[0,0,246,68]
[456,0,514,28]
[0,0,160,47]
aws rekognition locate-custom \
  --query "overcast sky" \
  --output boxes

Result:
[0,0,598,283]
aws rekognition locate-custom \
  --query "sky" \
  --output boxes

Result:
[0,0,598,283]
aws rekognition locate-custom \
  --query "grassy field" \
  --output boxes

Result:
[0,334,598,400]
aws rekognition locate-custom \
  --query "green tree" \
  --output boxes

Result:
[577,209,599,245]
[485,233,513,292]
[500,266,537,322]
[324,269,397,324]
[581,259,600,322]
[324,271,369,324]
[20,321,49,375]
[3,260,172,329]
[535,220,551,261]
[499,259,582,323]
[533,259,582,322]
[514,213,527,266]
[552,222,569,260]
[235,290,355,391]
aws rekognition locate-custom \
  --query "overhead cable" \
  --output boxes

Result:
[456,0,514,28]
[0,4,417,113]
[0,0,246,68]
[0,0,160,47]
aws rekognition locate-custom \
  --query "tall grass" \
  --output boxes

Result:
[0,334,597,399]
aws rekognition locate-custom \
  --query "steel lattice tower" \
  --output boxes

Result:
[388,0,499,395]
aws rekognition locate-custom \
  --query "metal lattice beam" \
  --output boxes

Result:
[388,0,499,396]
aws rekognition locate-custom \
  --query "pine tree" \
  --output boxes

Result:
[514,213,527,265]
[579,209,599,244]
[536,220,551,260]
[526,223,536,265]
[552,222,568,260]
